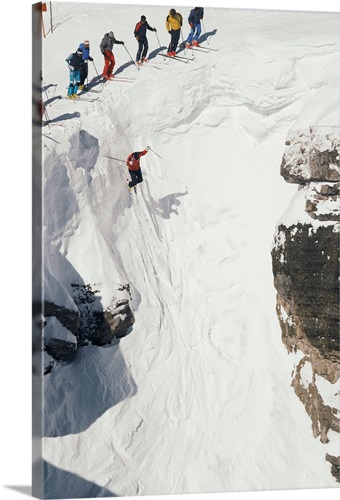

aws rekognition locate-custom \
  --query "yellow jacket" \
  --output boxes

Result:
[165,12,183,32]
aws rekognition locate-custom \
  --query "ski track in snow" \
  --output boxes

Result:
[39,4,340,497]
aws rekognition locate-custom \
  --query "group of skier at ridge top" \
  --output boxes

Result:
[65,7,204,191]
[66,7,204,97]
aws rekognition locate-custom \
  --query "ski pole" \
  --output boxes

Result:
[92,60,100,76]
[102,154,125,162]
[147,146,163,160]
[43,104,51,128]
[123,44,139,71]
[41,76,49,101]
[180,29,187,53]
[92,60,104,89]
[105,155,132,193]
[202,20,209,45]
[155,31,167,60]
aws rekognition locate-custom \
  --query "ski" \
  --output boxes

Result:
[189,46,213,53]
[111,75,136,81]
[125,178,137,196]
[137,63,162,70]
[60,96,98,102]
[157,54,188,63]
[199,45,219,52]
[79,87,103,94]
[78,90,100,97]
[144,60,170,65]
[77,95,99,102]
[125,178,132,195]
[173,54,195,61]
[104,78,134,83]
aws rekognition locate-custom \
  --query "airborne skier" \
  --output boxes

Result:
[126,147,149,189]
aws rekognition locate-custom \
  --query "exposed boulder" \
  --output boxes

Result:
[326,454,340,483]
[45,338,77,361]
[44,300,80,335]
[86,300,135,346]
[42,284,135,370]
[281,126,340,184]
[272,124,340,482]
[71,283,135,346]
[272,222,339,376]
[43,311,78,363]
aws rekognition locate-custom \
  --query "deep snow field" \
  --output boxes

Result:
[2,0,340,500]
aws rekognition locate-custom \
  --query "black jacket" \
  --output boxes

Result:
[66,52,83,71]
[134,21,155,41]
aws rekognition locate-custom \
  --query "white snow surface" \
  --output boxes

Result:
[38,1,340,497]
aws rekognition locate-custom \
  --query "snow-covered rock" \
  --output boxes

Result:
[281,126,340,183]
[272,79,340,482]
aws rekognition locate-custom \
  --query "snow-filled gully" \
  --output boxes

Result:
[41,5,339,495]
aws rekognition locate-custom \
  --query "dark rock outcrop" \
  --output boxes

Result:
[326,454,340,483]
[272,125,340,482]
[45,338,77,361]
[43,286,135,368]
[272,223,339,380]
[84,299,135,346]
[44,300,80,336]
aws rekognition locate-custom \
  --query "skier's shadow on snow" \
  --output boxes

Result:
[148,46,168,61]
[44,95,63,107]
[42,83,57,94]
[114,60,137,75]
[43,110,81,125]
[199,29,218,44]
[154,191,188,219]
[86,75,105,91]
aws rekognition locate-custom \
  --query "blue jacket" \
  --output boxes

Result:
[188,7,204,25]
[78,43,93,62]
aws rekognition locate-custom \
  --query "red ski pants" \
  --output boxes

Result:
[102,50,115,79]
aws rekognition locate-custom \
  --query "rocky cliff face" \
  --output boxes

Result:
[43,283,135,373]
[272,125,340,482]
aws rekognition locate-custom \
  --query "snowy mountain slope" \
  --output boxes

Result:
[35,1,340,497]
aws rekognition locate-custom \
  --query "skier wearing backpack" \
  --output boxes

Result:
[65,47,84,98]
[134,15,157,65]
[165,8,183,56]
[100,31,124,80]
[78,39,94,90]
[126,148,149,189]
[185,7,204,48]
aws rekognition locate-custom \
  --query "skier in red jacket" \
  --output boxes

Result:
[126,148,149,188]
